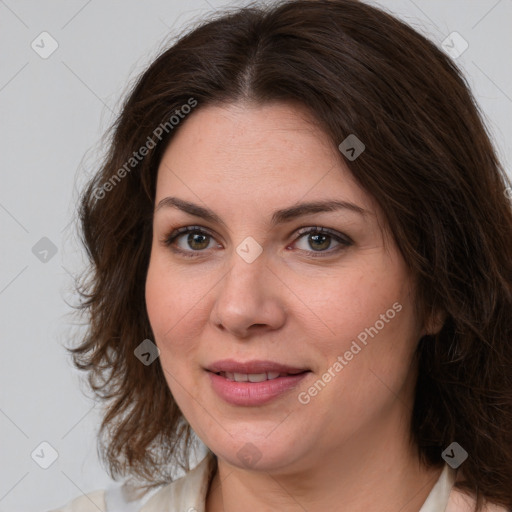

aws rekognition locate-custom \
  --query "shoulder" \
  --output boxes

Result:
[45,452,216,512]
[446,487,510,512]
[47,489,106,512]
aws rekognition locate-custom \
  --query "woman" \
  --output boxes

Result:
[51,0,512,510]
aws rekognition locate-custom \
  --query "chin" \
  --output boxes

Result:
[209,433,306,472]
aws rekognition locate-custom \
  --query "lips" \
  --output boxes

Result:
[205,359,311,406]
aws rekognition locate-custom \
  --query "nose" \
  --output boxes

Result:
[210,245,287,339]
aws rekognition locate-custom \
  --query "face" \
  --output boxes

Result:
[145,101,425,472]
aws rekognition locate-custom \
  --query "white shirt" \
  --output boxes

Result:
[48,452,509,512]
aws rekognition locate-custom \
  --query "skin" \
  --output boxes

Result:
[145,101,444,512]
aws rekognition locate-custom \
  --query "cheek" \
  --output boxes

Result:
[309,261,414,348]
[145,248,192,333]
[145,259,169,339]
[309,268,420,412]
[328,276,418,389]
[145,261,194,402]
[305,287,418,433]
[145,253,207,366]
[145,254,185,357]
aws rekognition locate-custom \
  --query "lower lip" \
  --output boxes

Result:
[207,371,310,406]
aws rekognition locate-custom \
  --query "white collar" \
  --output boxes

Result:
[419,463,457,512]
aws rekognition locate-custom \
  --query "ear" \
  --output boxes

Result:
[423,308,447,336]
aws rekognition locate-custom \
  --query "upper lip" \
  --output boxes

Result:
[206,359,309,375]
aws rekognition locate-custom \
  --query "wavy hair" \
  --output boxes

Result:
[69,0,512,509]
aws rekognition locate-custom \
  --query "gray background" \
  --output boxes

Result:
[1,1,511,511]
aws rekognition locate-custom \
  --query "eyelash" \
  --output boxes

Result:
[161,225,353,259]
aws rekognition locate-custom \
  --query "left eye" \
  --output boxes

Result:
[293,227,352,254]
[162,226,352,257]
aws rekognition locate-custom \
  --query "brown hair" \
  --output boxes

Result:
[69,0,512,509]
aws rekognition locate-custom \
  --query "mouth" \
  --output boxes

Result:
[205,359,311,406]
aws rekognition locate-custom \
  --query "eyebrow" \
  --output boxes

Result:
[155,196,367,227]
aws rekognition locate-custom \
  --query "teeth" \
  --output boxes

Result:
[248,373,267,382]
[220,371,285,382]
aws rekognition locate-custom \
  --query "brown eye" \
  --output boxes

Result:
[183,232,211,251]
[293,227,353,256]
[163,226,219,257]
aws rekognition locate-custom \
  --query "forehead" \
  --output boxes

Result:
[155,101,375,214]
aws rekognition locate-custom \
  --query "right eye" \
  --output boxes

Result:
[162,225,220,257]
